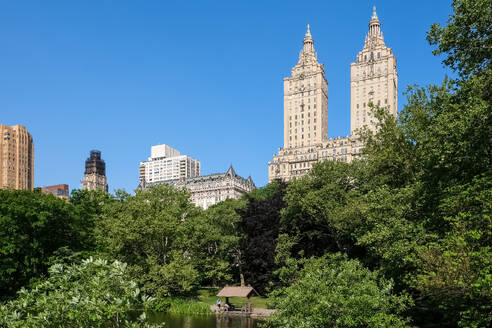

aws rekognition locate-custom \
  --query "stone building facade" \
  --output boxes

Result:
[284,25,329,149]
[350,6,398,134]
[169,166,255,209]
[269,136,364,182]
[0,124,34,190]
[81,150,108,192]
[269,7,397,183]
[144,166,255,209]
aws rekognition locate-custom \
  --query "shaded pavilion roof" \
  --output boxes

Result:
[216,286,259,298]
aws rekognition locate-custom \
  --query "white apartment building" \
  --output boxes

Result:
[139,144,200,188]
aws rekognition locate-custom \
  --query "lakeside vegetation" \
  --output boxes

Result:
[0,1,490,327]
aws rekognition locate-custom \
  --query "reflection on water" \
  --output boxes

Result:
[149,313,261,328]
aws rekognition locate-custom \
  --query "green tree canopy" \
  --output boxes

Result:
[264,254,411,328]
[0,258,161,328]
[0,189,93,300]
[96,185,202,297]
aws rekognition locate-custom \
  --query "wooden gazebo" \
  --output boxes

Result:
[216,286,259,313]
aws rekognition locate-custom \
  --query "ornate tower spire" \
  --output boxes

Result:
[368,5,381,38]
[297,24,317,65]
[372,5,378,20]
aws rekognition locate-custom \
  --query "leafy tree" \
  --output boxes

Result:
[96,185,202,297]
[412,173,492,327]
[281,160,364,259]
[0,189,89,300]
[69,188,114,250]
[264,254,411,328]
[427,0,491,79]
[181,198,246,287]
[0,258,161,328]
[238,182,286,294]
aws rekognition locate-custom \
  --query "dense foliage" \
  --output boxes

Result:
[96,186,202,297]
[264,254,411,328]
[95,185,246,297]
[0,258,161,328]
[0,189,95,300]
[237,182,286,294]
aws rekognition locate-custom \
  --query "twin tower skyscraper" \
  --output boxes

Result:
[269,6,398,182]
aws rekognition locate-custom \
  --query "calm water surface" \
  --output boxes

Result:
[150,313,262,328]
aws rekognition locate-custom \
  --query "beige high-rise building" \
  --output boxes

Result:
[269,7,397,183]
[284,25,328,149]
[0,124,34,190]
[350,6,397,134]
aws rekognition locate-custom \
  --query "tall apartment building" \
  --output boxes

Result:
[81,150,108,192]
[269,7,397,182]
[0,124,34,190]
[350,6,398,134]
[139,144,200,188]
[284,25,329,149]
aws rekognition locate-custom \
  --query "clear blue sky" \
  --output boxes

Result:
[0,0,453,192]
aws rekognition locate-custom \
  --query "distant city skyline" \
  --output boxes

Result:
[0,1,454,193]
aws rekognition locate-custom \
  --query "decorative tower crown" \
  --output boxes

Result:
[364,6,385,49]
[297,24,318,65]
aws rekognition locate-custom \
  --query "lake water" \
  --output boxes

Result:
[150,313,262,328]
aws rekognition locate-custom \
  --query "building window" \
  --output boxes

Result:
[356,104,359,109]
